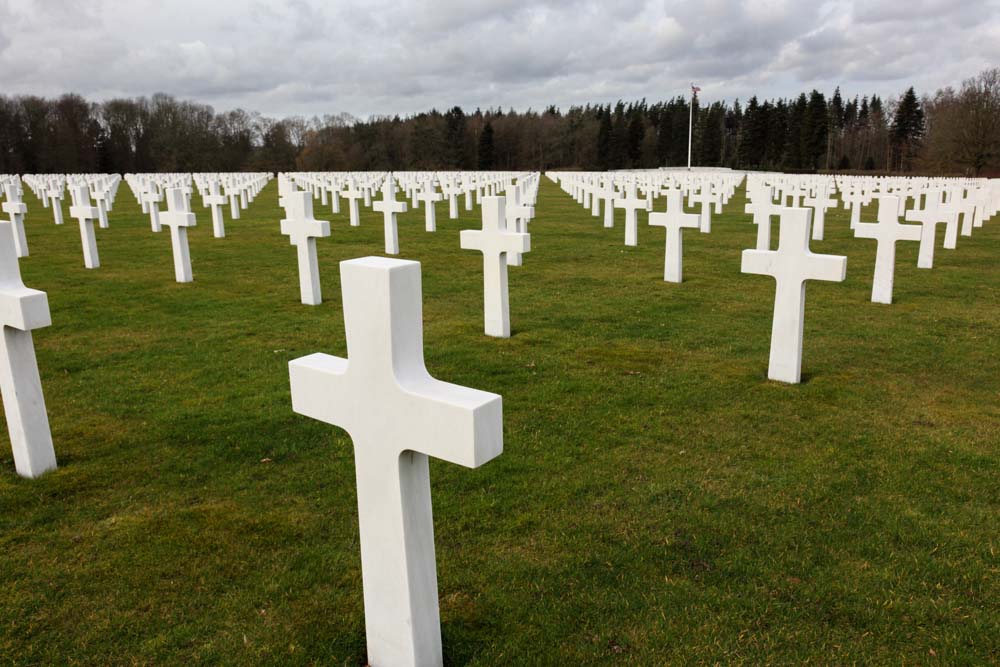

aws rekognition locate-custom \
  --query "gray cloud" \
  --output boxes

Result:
[0,0,997,118]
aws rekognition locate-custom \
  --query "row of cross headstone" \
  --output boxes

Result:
[3,168,996,667]
[2,168,542,666]
[549,170,998,385]
[276,171,538,316]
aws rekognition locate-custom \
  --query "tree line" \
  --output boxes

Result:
[1,68,997,176]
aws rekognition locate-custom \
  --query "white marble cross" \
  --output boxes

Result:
[48,186,65,226]
[741,207,846,384]
[904,189,946,269]
[0,220,56,478]
[2,185,29,258]
[280,191,331,305]
[745,186,779,250]
[940,187,963,250]
[327,182,342,215]
[600,181,617,228]
[343,181,364,227]
[614,183,645,246]
[419,181,443,232]
[142,189,163,233]
[90,186,110,229]
[504,187,533,266]
[289,256,502,667]
[460,196,530,337]
[691,184,715,233]
[372,176,407,255]
[203,182,228,238]
[225,184,241,220]
[649,190,701,283]
[855,195,922,304]
[803,186,836,241]
[69,185,100,269]
[159,188,197,283]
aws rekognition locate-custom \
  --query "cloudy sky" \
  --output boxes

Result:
[1,0,998,119]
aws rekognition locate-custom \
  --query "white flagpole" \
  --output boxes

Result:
[687,83,696,170]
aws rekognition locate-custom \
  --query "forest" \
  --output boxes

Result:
[0,67,996,177]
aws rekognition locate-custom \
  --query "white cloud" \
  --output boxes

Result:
[0,0,996,117]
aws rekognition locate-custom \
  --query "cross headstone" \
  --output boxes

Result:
[372,176,407,255]
[226,184,241,220]
[691,184,714,233]
[0,220,56,478]
[803,185,836,241]
[143,189,163,232]
[419,181,443,232]
[504,187,533,266]
[904,189,946,269]
[600,181,616,229]
[855,195,921,304]
[741,207,847,383]
[48,186,65,226]
[648,190,701,283]
[288,256,503,667]
[204,182,228,238]
[159,188,197,283]
[280,191,331,305]
[460,196,530,337]
[613,183,645,246]
[343,181,363,227]
[69,185,100,269]
[2,185,29,258]
[745,186,778,250]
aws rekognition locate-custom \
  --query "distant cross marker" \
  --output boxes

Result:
[2,185,29,257]
[745,186,779,249]
[614,183,646,246]
[343,181,364,227]
[905,189,947,269]
[460,196,530,337]
[48,186,65,226]
[0,220,56,478]
[289,256,503,667]
[691,184,715,233]
[648,190,701,283]
[504,187,533,266]
[204,182,228,238]
[372,175,407,255]
[280,191,331,305]
[803,185,836,241]
[854,195,922,304]
[742,207,847,384]
[419,181,443,232]
[143,189,163,232]
[159,188,197,283]
[69,185,100,269]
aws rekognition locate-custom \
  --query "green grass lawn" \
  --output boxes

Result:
[1,176,997,665]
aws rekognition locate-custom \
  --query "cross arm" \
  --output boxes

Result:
[805,252,847,282]
[740,249,776,277]
[395,374,503,469]
[0,287,51,331]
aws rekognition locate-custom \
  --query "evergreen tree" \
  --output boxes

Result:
[655,110,671,166]
[477,121,494,169]
[596,107,612,169]
[890,87,925,171]
[803,90,829,171]
[626,113,645,167]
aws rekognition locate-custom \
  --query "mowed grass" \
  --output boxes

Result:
[0,175,997,665]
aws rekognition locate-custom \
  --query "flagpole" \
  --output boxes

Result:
[687,83,696,170]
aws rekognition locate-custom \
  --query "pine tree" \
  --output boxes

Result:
[626,113,645,167]
[596,107,612,169]
[890,87,925,171]
[477,121,494,169]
